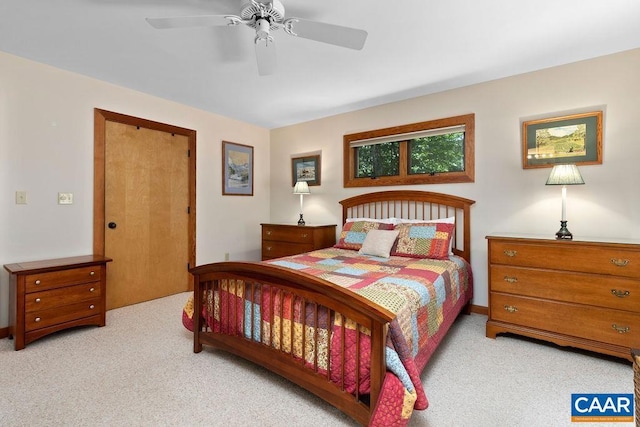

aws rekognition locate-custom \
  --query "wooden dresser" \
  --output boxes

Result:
[261,224,337,261]
[4,255,112,350]
[486,234,640,361]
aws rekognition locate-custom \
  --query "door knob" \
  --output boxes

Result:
[108,222,117,229]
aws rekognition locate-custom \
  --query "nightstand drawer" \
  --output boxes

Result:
[25,299,102,331]
[262,226,315,243]
[25,266,102,293]
[491,293,640,348]
[490,240,640,278]
[490,265,640,311]
[26,283,102,313]
[262,242,313,259]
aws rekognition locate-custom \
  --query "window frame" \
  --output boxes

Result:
[343,114,475,188]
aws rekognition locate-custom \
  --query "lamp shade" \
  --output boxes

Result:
[293,181,310,194]
[545,164,585,186]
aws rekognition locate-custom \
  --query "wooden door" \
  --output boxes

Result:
[94,110,196,310]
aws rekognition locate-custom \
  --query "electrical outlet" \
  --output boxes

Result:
[15,191,27,205]
[224,252,230,261]
[58,192,73,205]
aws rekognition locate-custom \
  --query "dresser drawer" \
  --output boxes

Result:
[490,265,640,311]
[262,226,315,243]
[25,266,102,293]
[490,240,640,278]
[25,299,102,331]
[262,242,313,259]
[491,293,640,348]
[25,283,102,313]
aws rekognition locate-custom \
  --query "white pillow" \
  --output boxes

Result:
[397,216,455,224]
[358,229,400,258]
[346,217,399,225]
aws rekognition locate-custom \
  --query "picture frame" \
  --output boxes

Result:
[522,111,603,169]
[222,141,253,196]
[291,154,321,186]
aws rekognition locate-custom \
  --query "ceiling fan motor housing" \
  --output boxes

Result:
[240,1,285,30]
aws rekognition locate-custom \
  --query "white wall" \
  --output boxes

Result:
[0,52,270,328]
[269,48,640,308]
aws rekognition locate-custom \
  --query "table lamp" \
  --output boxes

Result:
[545,164,585,240]
[293,181,310,225]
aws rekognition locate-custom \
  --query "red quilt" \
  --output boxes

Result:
[183,247,472,426]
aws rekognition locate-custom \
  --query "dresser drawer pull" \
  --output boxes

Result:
[610,258,630,267]
[503,276,518,284]
[266,230,272,236]
[90,271,95,276]
[611,289,630,298]
[34,279,41,285]
[265,246,272,252]
[35,317,41,323]
[35,298,41,303]
[90,287,95,293]
[612,324,630,334]
[503,250,517,257]
[89,304,95,309]
[503,305,518,313]
[301,233,308,238]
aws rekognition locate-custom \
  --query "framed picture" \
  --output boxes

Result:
[222,141,253,196]
[291,155,321,186]
[522,111,603,169]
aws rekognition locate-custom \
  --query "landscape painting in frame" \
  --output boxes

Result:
[291,154,321,186]
[222,141,253,196]
[522,111,603,169]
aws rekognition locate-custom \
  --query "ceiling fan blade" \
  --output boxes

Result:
[285,18,367,50]
[146,15,235,29]
[255,38,276,76]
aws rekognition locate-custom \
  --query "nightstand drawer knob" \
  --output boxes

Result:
[90,287,95,292]
[35,317,41,323]
[503,250,517,257]
[611,289,630,298]
[610,258,629,267]
[503,276,518,284]
[265,246,272,252]
[90,271,95,276]
[266,231,272,236]
[35,298,41,303]
[503,305,518,313]
[612,324,630,334]
[301,233,308,238]
[34,279,41,285]
[89,304,95,309]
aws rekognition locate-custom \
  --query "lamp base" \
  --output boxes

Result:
[555,220,573,240]
[297,214,306,226]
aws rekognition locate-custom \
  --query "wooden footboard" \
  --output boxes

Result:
[190,261,395,426]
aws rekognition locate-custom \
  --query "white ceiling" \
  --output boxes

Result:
[2,1,640,129]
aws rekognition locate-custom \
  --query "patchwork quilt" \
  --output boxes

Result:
[183,247,472,426]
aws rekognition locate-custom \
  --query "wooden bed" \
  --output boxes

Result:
[188,190,475,425]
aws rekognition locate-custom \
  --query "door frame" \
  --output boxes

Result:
[93,109,197,285]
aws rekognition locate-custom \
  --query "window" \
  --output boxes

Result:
[343,114,475,187]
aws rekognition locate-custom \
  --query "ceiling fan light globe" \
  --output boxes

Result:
[256,18,271,39]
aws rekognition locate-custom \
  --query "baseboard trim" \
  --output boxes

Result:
[469,304,488,315]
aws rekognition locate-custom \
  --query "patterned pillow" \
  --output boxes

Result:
[391,222,455,259]
[334,221,395,251]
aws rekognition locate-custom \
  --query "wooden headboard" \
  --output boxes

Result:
[339,190,476,263]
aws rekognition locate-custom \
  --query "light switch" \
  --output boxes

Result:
[58,192,73,205]
[15,191,27,205]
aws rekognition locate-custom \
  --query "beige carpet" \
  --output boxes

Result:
[0,292,633,427]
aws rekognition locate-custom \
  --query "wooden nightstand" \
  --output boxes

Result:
[4,255,112,350]
[261,224,337,261]
[486,234,640,361]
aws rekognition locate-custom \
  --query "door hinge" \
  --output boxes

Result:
[187,149,190,157]
[187,262,190,270]
[187,206,190,214]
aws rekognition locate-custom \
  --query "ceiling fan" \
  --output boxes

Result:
[146,0,367,76]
